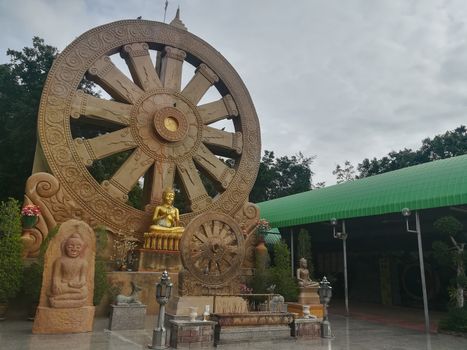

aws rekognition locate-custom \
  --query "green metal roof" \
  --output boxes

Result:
[257,154,467,228]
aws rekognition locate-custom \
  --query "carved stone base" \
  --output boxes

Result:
[138,249,182,272]
[32,306,95,334]
[298,286,320,305]
[167,295,249,316]
[167,296,214,316]
[292,318,321,338]
[211,312,295,345]
[287,302,324,318]
[109,304,147,330]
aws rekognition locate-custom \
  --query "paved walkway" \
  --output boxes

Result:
[1,305,466,349]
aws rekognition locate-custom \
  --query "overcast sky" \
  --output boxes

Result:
[1,0,467,186]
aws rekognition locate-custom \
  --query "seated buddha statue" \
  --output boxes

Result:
[145,188,184,250]
[150,188,184,233]
[49,232,88,308]
[296,257,318,288]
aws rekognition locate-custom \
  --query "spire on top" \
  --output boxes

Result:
[170,6,187,30]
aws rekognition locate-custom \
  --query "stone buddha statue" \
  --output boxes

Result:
[49,232,88,308]
[144,188,184,250]
[296,257,318,288]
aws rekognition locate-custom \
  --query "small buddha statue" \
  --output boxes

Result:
[48,232,88,308]
[296,257,318,288]
[145,188,184,250]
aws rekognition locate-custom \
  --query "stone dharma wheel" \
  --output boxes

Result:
[36,18,261,234]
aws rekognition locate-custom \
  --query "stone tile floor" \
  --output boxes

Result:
[1,314,467,350]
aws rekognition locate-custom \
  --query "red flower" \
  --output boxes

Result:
[21,204,41,217]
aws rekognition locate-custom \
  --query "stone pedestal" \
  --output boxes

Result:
[33,306,95,334]
[167,296,248,316]
[298,286,320,304]
[169,320,216,348]
[108,304,147,330]
[292,318,321,338]
[138,249,182,272]
[211,312,294,345]
[287,302,323,318]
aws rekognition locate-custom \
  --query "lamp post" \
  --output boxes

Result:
[149,270,173,349]
[318,276,333,338]
[401,208,430,334]
[330,218,349,315]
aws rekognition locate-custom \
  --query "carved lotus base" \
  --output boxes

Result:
[137,248,182,272]
[32,306,95,334]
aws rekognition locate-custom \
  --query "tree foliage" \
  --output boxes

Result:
[333,160,356,184]
[432,216,466,308]
[297,228,313,278]
[250,151,316,203]
[0,198,23,302]
[269,240,299,301]
[0,37,99,202]
[357,126,467,178]
[0,37,58,201]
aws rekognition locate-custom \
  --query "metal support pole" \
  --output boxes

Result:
[342,220,349,316]
[291,228,295,278]
[415,211,430,334]
[150,304,167,349]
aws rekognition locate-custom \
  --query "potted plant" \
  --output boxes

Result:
[20,204,41,229]
[0,198,23,319]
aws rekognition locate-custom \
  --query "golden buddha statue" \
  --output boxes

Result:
[144,188,184,251]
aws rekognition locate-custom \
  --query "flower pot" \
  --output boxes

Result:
[21,215,38,229]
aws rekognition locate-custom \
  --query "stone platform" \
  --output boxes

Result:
[108,304,146,330]
[211,312,294,345]
[287,302,323,318]
[137,249,182,272]
[298,286,320,305]
[32,306,95,334]
[170,320,216,348]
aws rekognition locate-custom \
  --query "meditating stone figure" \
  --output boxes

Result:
[32,219,95,334]
[296,257,318,288]
[49,232,88,308]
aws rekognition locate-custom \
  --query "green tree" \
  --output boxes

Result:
[333,160,356,184]
[0,38,58,201]
[358,126,467,178]
[0,37,97,202]
[297,228,313,278]
[250,151,317,203]
[0,198,23,303]
[269,240,299,301]
[432,216,466,308]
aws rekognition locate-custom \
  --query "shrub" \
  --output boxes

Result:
[0,198,23,303]
[93,226,109,306]
[269,241,299,301]
[297,228,313,277]
[22,225,59,304]
[439,306,467,333]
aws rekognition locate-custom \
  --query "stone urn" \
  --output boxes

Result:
[189,307,198,322]
[302,305,311,318]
